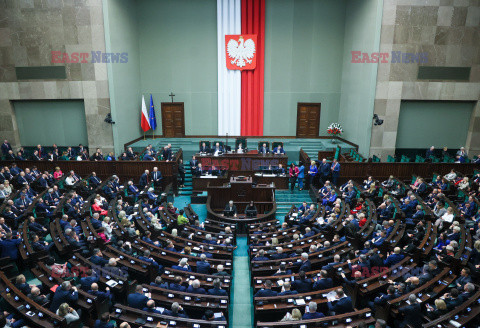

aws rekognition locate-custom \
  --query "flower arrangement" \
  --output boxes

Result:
[327,123,343,136]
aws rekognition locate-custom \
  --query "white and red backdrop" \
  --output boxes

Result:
[217,0,265,136]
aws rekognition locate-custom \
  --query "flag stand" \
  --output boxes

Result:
[143,131,146,140]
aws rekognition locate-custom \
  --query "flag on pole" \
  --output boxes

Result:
[149,94,157,130]
[141,95,150,132]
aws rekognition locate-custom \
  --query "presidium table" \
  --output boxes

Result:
[193,152,289,193]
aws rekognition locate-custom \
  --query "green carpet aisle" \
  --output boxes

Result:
[229,236,253,328]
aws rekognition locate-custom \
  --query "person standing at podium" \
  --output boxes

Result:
[289,163,299,192]
[224,200,237,217]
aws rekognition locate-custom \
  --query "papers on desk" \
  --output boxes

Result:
[214,312,223,319]
[254,173,262,176]
[200,175,217,178]
[106,280,118,287]
[294,299,306,306]
[263,174,276,177]
[155,307,165,314]
[292,213,298,217]
[323,290,337,302]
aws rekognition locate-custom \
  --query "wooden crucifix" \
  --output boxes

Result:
[169,92,175,103]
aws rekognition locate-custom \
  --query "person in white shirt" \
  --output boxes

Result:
[435,207,454,230]
[444,169,457,182]
[65,172,76,186]
[237,142,245,154]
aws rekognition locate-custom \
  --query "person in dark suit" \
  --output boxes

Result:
[224,200,237,217]
[208,165,221,176]
[138,170,150,190]
[1,140,12,156]
[150,167,162,189]
[90,248,109,266]
[259,143,269,154]
[88,283,112,303]
[330,158,340,185]
[302,301,325,320]
[161,144,173,161]
[278,281,298,296]
[169,276,187,292]
[142,151,155,161]
[208,279,228,296]
[312,270,333,291]
[178,159,185,187]
[5,150,15,161]
[254,280,278,297]
[327,288,353,315]
[89,172,101,188]
[193,163,204,177]
[290,253,311,273]
[142,300,162,315]
[94,313,114,328]
[455,268,472,289]
[384,247,405,267]
[80,269,99,291]
[186,279,206,294]
[212,142,223,154]
[127,285,150,309]
[0,233,21,260]
[126,147,137,160]
[127,181,140,197]
[272,144,285,154]
[196,254,211,274]
[150,276,169,289]
[426,146,435,160]
[202,309,226,321]
[199,142,210,153]
[190,156,199,170]
[50,281,79,312]
[397,294,422,328]
[163,302,189,318]
[291,271,313,293]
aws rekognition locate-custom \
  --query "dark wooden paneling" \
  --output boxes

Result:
[296,103,321,137]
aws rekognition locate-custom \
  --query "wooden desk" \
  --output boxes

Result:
[197,153,288,172]
[192,174,229,192]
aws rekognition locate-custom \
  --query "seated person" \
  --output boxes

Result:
[272,144,285,154]
[209,165,221,176]
[212,142,223,155]
[224,200,237,217]
[236,142,246,153]
[275,164,286,175]
[202,309,226,321]
[254,280,278,297]
[258,143,269,154]
[164,302,189,318]
[245,201,257,217]
[303,301,325,320]
[199,142,210,153]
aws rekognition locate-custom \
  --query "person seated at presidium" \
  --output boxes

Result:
[224,200,237,217]
[245,201,257,217]
[236,142,246,153]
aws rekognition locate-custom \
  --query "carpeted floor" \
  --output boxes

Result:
[230,236,253,328]
[175,196,254,327]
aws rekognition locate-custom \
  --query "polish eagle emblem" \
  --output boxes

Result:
[225,35,257,70]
